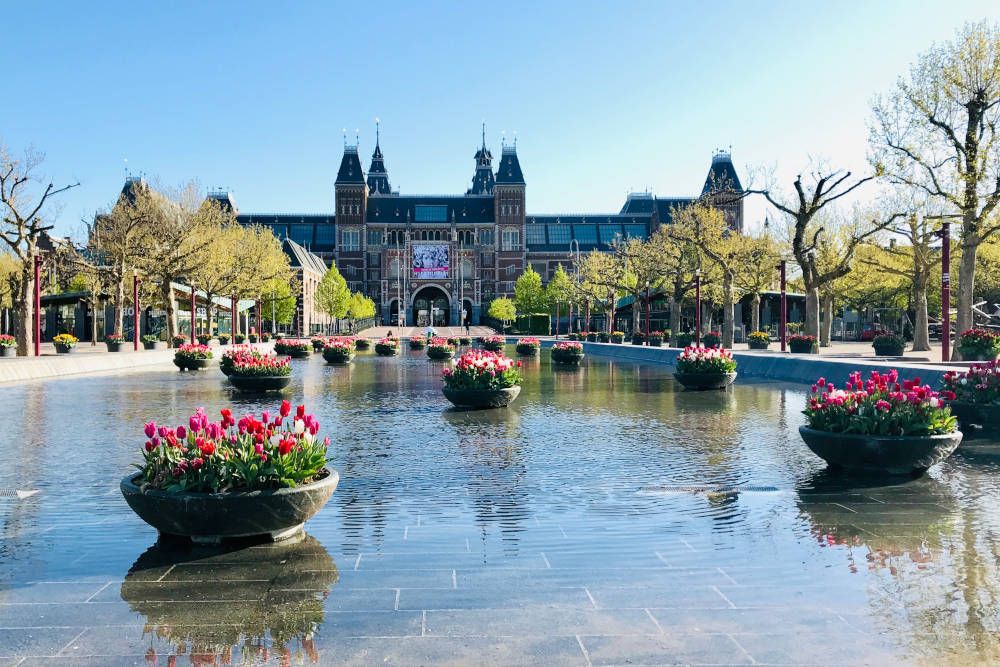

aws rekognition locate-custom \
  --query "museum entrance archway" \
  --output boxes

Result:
[413,286,450,328]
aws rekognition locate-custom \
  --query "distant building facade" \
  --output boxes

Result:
[220,132,744,327]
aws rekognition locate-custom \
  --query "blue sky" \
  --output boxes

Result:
[4,1,999,238]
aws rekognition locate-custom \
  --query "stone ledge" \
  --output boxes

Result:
[0,349,176,384]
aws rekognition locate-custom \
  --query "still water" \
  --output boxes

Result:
[1,348,999,665]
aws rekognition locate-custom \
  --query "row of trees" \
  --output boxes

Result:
[316,263,376,331]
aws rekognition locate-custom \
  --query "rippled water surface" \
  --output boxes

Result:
[2,348,1000,665]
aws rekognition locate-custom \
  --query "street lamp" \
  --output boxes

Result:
[778,259,787,352]
[190,283,197,344]
[645,280,650,342]
[569,239,581,333]
[33,253,41,356]
[133,269,140,351]
[926,214,958,362]
[694,269,702,347]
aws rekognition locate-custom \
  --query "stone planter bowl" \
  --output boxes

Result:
[121,468,339,544]
[106,342,127,352]
[322,348,355,364]
[442,385,521,409]
[354,339,371,351]
[948,401,1000,435]
[375,344,400,356]
[0,346,15,357]
[228,374,293,393]
[790,342,818,354]
[798,426,962,476]
[427,347,455,360]
[551,350,585,365]
[142,341,167,350]
[674,371,738,390]
[481,342,505,352]
[54,343,75,354]
[173,357,213,371]
[748,340,770,350]
[515,344,540,356]
[408,339,427,350]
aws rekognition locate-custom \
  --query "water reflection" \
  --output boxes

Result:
[120,534,336,665]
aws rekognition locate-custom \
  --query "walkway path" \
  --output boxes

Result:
[356,325,495,339]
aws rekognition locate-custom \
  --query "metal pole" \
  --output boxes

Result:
[555,301,560,339]
[942,221,951,362]
[271,291,276,335]
[190,286,196,344]
[232,294,238,338]
[34,254,41,357]
[645,284,650,341]
[695,274,702,347]
[779,260,787,353]
[133,273,140,351]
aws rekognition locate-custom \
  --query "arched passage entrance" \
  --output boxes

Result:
[413,286,450,327]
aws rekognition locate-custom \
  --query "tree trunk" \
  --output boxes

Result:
[631,291,641,335]
[955,233,978,360]
[162,282,177,340]
[820,292,834,347]
[90,299,98,346]
[912,278,931,352]
[669,296,681,346]
[15,261,33,356]
[805,285,820,338]
[113,275,125,335]
[722,272,735,348]
[751,292,761,332]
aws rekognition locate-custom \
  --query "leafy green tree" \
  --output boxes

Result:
[347,291,376,326]
[260,279,296,328]
[316,264,351,321]
[514,266,547,314]
[487,296,516,331]
[545,264,573,334]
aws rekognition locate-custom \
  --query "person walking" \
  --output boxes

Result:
[464,311,470,336]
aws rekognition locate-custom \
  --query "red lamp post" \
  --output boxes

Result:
[33,254,41,357]
[694,269,702,347]
[644,281,650,342]
[190,286,197,344]
[133,272,140,351]
[779,260,787,353]
[231,293,239,338]
[941,221,951,362]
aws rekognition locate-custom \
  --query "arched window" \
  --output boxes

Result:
[388,258,401,278]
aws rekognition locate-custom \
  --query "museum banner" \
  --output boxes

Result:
[413,244,449,279]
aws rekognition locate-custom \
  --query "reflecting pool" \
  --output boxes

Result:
[2,348,1000,665]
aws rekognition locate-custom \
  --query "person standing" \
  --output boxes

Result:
[464,311,470,336]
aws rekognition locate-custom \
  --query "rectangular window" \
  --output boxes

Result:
[315,225,336,247]
[531,262,547,277]
[478,228,494,246]
[525,224,546,246]
[501,229,521,251]
[546,224,570,244]
[288,224,313,246]
[624,224,648,240]
[367,229,383,247]
[599,224,623,245]
[573,225,597,244]
[481,251,494,266]
[414,205,448,222]
[341,229,360,251]
[367,252,380,267]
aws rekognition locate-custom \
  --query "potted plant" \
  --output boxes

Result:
[515,337,541,356]
[446,336,460,346]
[956,328,1000,361]
[675,332,694,348]
[141,334,164,350]
[248,333,259,343]
[441,349,523,408]
[789,334,819,354]
[611,331,625,344]
[323,337,356,364]
[374,337,400,356]
[703,331,722,348]
[872,332,906,356]
[220,345,252,376]
[274,332,286,341]
[172,334,189,349]
[354,337,371,351]
[218,333,231,346]
[942,361,1000,433]
[598,332,611,343]
[427,337,456,360]
[196,333,212,346]
[311,336,326,352]
[550,341,585,365]
[261,332,272,343]
[121,400,338,543]
[673,346,738,390]
[234,333,247,344]
[173,343,213,371]
[0,334,16,357]
[409,337,427,350]
[274,339,311,358]
[227,351,293,392]
[480,334,506,352]
[648,331,666,348]
[800,371,961,476]
[586,332,598,342]
[747,331,770,350]
[459,336,472,345]
[631,332,645,346]
[53,333,78,354]
[105,332,127,352]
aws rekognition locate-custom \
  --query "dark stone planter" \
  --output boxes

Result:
[279,348,311,359]
[873,343,905,356]
[120,469,339,544]
[789,341,818,354]
[551,350,585,365]
[173,357,212,371]
[228,374,292,392]
[427,347,455,360]
[142,341,167,350]
[442,385,521,409]
[322,348,355,364]
[674,371,738,390]
[375,344,400,356]
[598,335,611,343]
[611,335,624,344]
[0,346,15,357]
[55,343,75,354]
[481,342,505,352]
[948,401,1000,434]
[515,345,540,356]
[355,339,371,351]
[798,426,962,476]
[312,341,325,352]
[586,334,597,342]
[631,339,644,346]
[648,339,663,348]
[106,342,127,352]
[748,340,770,350]
[247,335,259,343]
[958,350,999,362]
[408,339,427,350]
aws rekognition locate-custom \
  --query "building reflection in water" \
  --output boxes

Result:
[120,534,337,665]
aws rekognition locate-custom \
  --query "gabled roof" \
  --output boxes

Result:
[283,238,329,275]
[336,147,365,185]
[495,146,525,185]
[702,152,743,195]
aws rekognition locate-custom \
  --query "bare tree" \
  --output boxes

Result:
[0,144,78,355]
[871,20,1000,357]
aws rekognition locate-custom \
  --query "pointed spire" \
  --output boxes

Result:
[367,118,391,195]
[468,123,495,195]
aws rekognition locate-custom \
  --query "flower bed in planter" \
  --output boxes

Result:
[479,334,506,352]
[374,337,400,356]
[446,336,460,346]
[673,346,737,390]
[408,337,427,350]
[801,371,961,476]
[551,341,585,365]
[648,331,666,348]
[218,334,230,345]
[354,337,371,351]
[261,333,272,343]
[173,344,213,371]
[441,349,523,408]
[459,336,472,345]
[0,335,16,357]
[247,333,259,343]
[956,328,1000,361]
[702,331,722,348]
[171,335,189,349]
[274,339,311,358]
[598,332,611,343]
[322,338,356,364]
[586,332,598,342]
[872,333,906,356]
[515,337,541,356]
[220,345,262,376]
[942,361,1000,433]
[747,331,770,350]
[789,334,818,354]
[122,401,336,543]
[196,334,213,346]
[674,332,694,348]
[631,332,645,346]
[234,333,247,344]
[141,335,165,350]
[427,337,456,360]
[105,332,127,352]
[610,331,625,344]
[53,333,78,354]
[227,352,292,393]
[311,336,326,351]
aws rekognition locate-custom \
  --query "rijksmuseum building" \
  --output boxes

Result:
[227,132,744,328]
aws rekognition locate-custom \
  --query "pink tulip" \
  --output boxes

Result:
[144,421,157,438]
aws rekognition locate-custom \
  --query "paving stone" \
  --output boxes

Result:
[0,628,87,659]
[579,632,752,666]
[425,607,659,637]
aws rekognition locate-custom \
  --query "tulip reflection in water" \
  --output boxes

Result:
[121,534,337,665]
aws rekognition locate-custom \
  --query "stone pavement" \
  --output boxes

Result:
[356,325,496,339]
